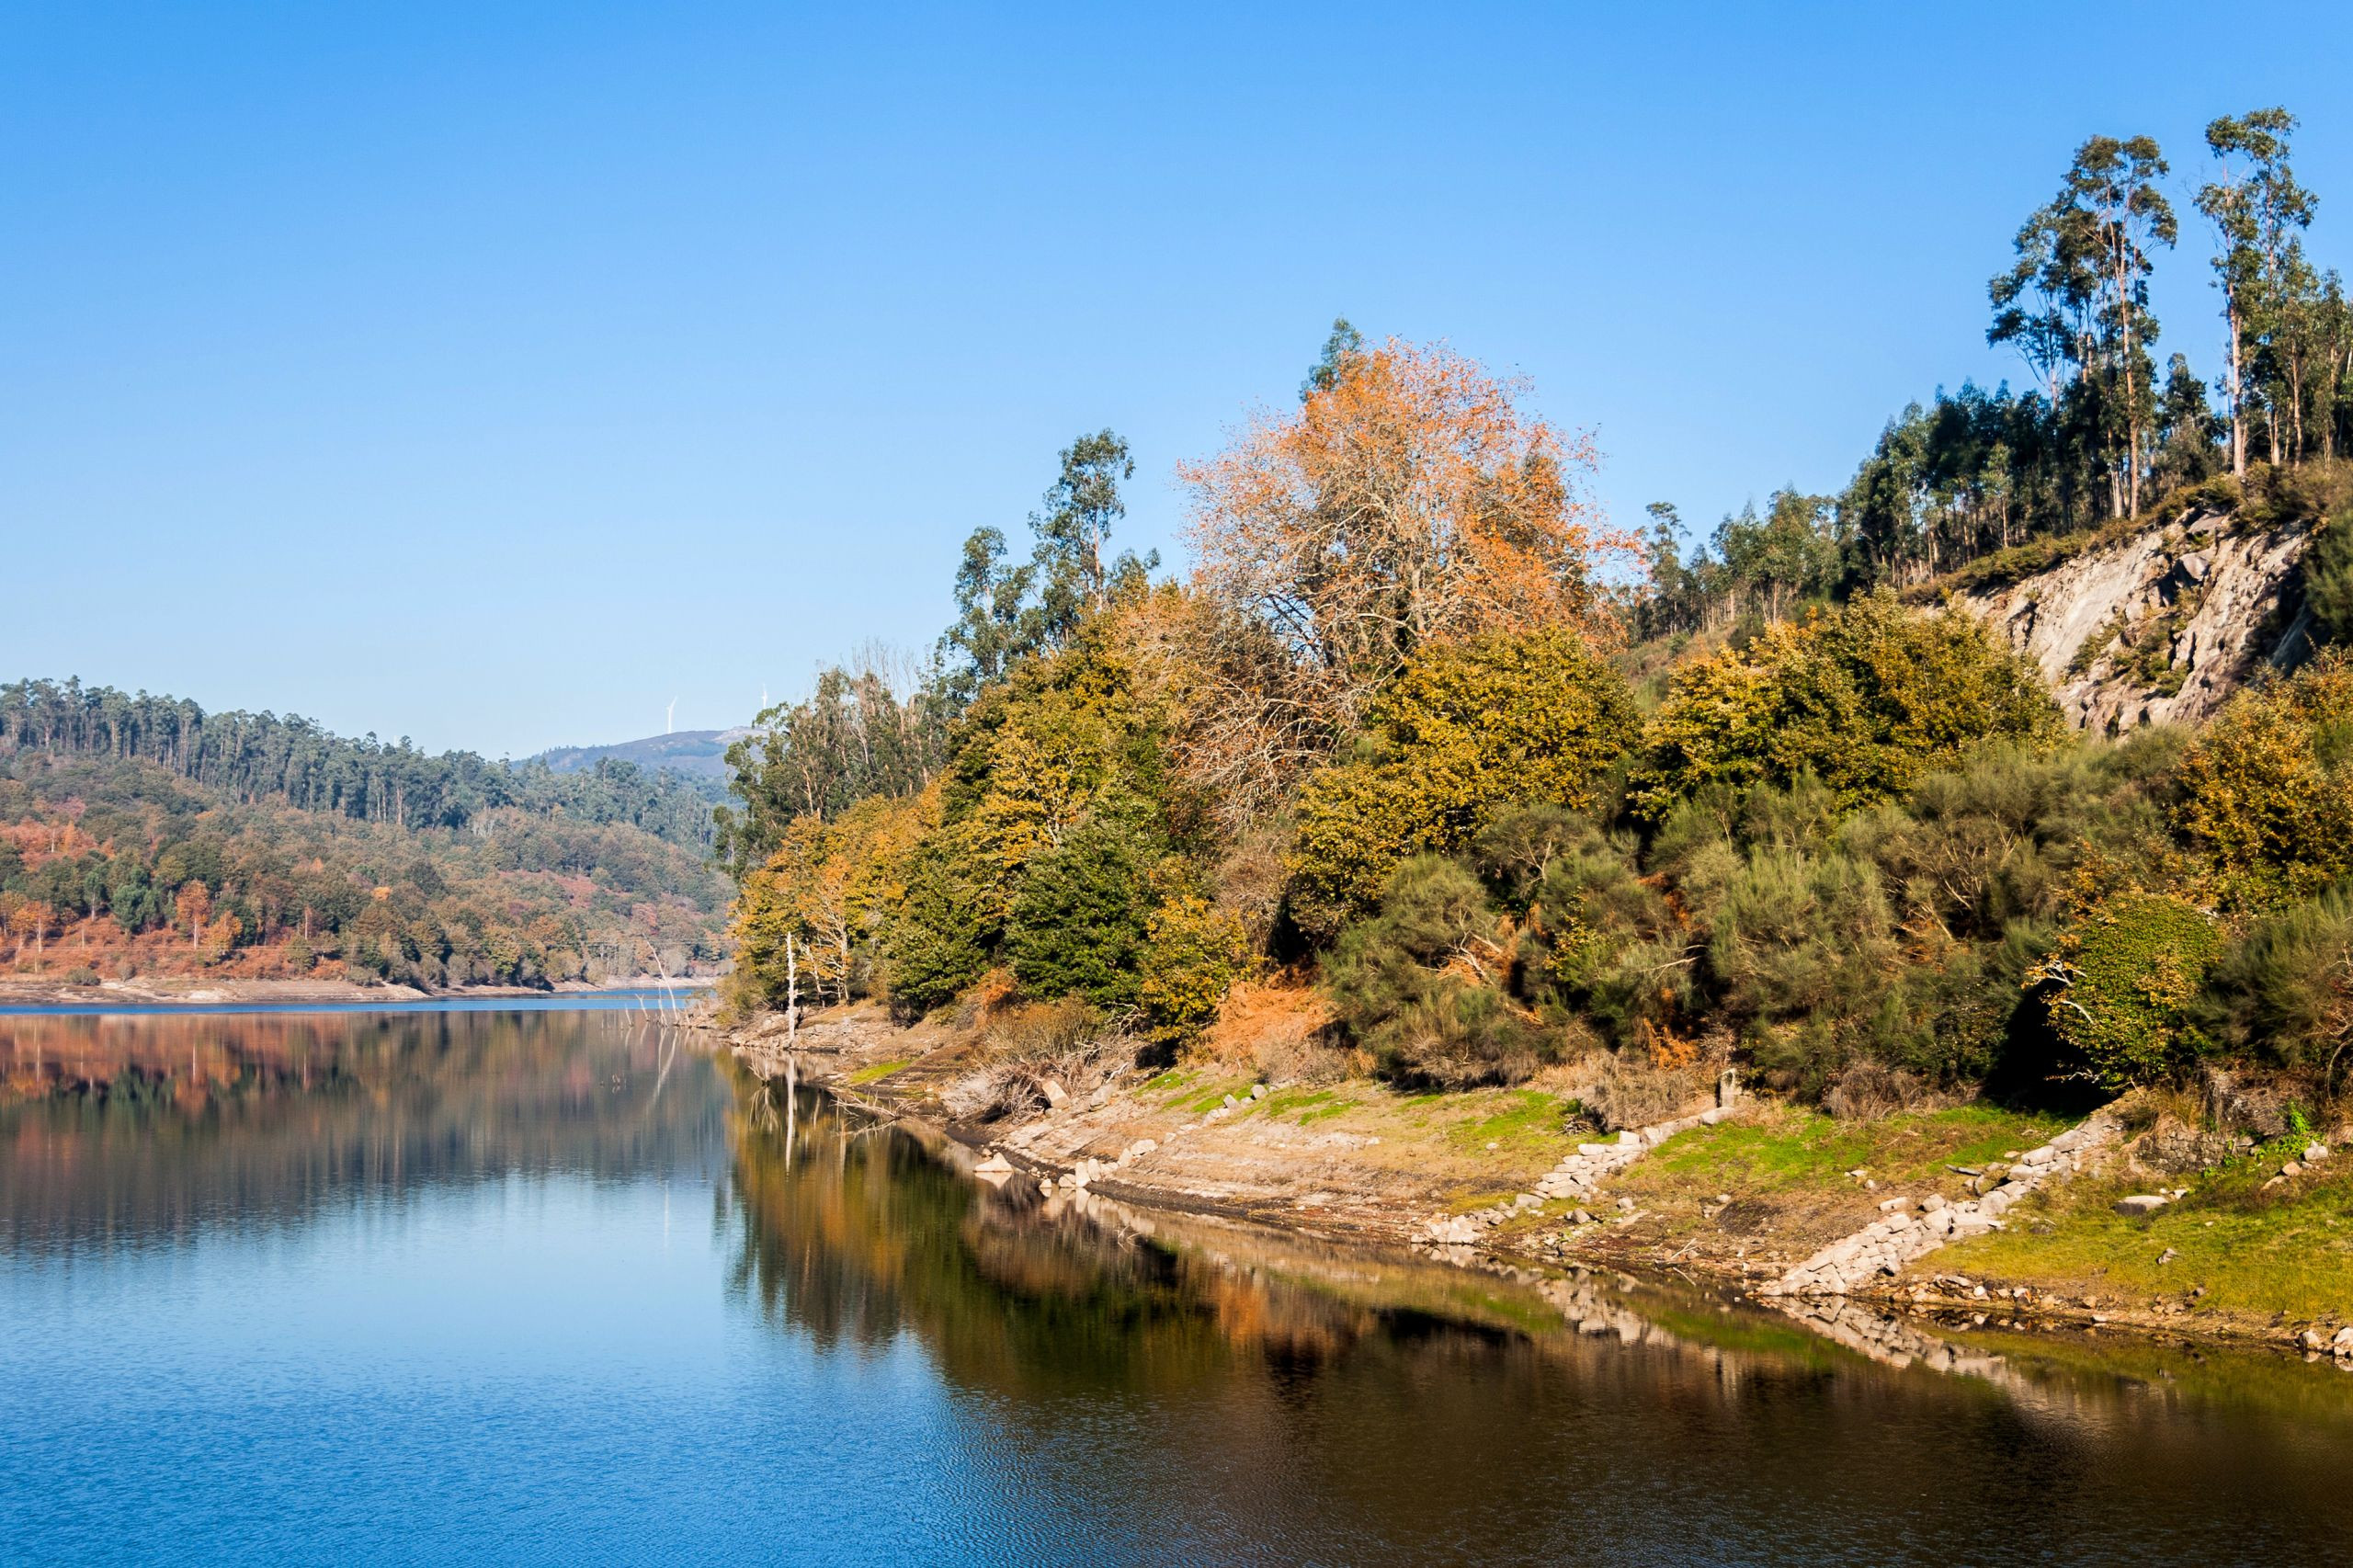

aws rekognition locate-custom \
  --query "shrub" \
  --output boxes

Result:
[2032,891,2222,1089]
[2307,513,2353,647]
[2171,652,2353,904]
[1823,1061,1939,1120]
[942,998,1120,1121]
[1708,846,1902,1096]
[1286,627,1639,938]
[2200,891,2353,1083]
[977,996,1103,1062]
[1579,1050,1713,1131]
[1324,856,1550,1087]
[1004,817,1162,1011]
[1472,805,1690,1052]
[1137,893,1251,1046]
[1631,592,2061,820]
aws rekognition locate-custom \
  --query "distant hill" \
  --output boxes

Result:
[537,729,750,784]
[0,679,734,989]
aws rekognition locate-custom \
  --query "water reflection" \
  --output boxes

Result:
[0,1009,727,1253]
[9,1014,2353,1565]
[721,1062,2353,1564]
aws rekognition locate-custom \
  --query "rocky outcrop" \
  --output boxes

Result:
[1417,1099,1739,1246]
[1956,509,2315,733]
[1763,1113,2119,1298]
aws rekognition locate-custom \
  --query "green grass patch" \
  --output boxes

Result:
[1444,1089,1573,1155]
[1948,1160,2353,1324]
[1628,1103,2067,1198]
[845,1059,911,1086]
[1167,1076,1258,1115]
[1297,1098,1360,1126]
[1260,1087,1336,1119]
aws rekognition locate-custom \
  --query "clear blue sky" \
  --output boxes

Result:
[6,2,2351,756]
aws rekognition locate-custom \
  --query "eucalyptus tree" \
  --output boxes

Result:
[2197,108,2313,476]
[1031,428,1153,641]
[2072,135,2177,515]
[1993,136,2176,517]
[1302,316,1364,400]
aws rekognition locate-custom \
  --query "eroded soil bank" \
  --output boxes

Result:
[728,1003,2353,1360]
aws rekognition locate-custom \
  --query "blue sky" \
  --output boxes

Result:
[6,2,2351,756]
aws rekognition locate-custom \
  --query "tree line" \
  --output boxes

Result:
[0,677,722,850]
[1637,107,2353,632]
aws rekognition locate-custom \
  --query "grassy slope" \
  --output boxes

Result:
[1947,1140,2353,1324]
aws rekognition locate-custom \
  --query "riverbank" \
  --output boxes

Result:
[0,974,716,1008]
[730,1003,2353,1359]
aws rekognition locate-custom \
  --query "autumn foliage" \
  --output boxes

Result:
[1173,337,1627,825]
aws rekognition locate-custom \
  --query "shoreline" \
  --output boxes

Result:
[728,1006,2353,1361]
[0,974,717,1010]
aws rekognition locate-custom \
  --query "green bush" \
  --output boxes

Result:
[1325,856,1550,1087]
[1004,817,1161,1011]
[1631,592,2062,820]
[2200,890,2353,1081]
[2033,892,2222,1089]
[1708,846,1901,1096]
[1472,804,1688,1051]
[1287,627,1639,939]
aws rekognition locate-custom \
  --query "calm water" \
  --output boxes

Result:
[6,1006,2353,1566]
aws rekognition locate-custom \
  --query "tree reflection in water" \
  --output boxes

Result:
[1,1009,725,1251]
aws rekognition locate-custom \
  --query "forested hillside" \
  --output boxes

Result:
[720,107,2353,1129]
[1,678,722,849]
[1,683,728,989]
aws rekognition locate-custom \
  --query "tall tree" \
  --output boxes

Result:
[2069,135,2177,515]
[1032,429,1154,642]
[1176,337,1622,824]
[1301,317,1365,400]
[2198,108,2313,478]
[1990,199,2097,405]
[1994,137,2176,517]
[938,526,1039,708]
[936,430,1151,708]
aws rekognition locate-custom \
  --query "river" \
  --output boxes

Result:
[6,1003,2352,1565]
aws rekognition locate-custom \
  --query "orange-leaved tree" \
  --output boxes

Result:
[1174,337,1625,826]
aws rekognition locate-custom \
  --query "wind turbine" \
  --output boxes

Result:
[665,698,676,735]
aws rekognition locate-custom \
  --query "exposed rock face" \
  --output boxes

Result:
[1956,510,2316,733]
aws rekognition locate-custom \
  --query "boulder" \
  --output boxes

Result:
[2114,1194,2170,1217]
[1041,1079,1069,1108]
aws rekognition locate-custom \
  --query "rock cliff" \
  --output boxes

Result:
[1954,508,2319,732]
